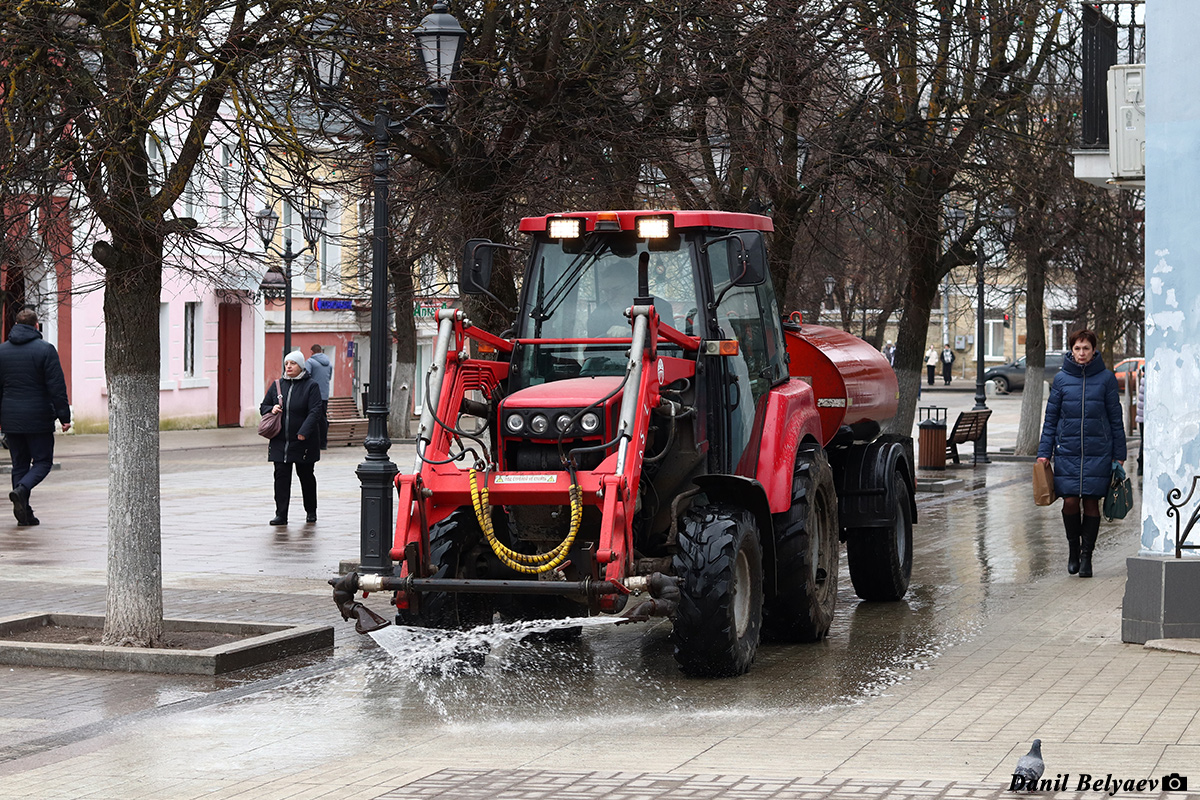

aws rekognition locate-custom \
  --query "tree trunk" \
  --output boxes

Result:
[884,224,940,438]
[98,233,163,647]
[389,259,417,441]
[1015,249,1049,456]
[390,352,414,440]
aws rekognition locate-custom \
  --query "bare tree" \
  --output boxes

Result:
[824,1,1069,434]
[1,0,345,646]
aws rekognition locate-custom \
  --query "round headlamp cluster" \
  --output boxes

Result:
[504,409,602,437]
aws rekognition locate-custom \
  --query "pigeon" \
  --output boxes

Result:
[1012,739,1044,791]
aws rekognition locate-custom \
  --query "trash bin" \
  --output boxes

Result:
[918,406,947,470]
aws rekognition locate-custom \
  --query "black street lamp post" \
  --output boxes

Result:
[254,205,326,359]
[308,3,466,575]
[946,204,1014,465]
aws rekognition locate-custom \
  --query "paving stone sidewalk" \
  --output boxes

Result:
[0,427,1193,800]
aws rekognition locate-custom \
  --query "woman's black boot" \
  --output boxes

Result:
[1063,512,1083,575]
[1079,515,1101,578]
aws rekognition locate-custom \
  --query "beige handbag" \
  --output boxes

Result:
[1033,461,1057,506]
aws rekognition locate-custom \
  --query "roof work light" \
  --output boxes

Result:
[548,218,583,239]
[636,216,672,239]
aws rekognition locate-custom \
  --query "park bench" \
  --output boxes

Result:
[947,408,992,465]
[326,396,368,447]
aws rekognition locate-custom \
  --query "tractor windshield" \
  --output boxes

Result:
[513,231,699,388]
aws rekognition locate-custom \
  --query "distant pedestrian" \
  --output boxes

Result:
[941,345,956,385]
[1135,364,1145,476]
[1037,330,1126,578]
[925,346,939,386]
[883,340,896,365]
[0,308,71,526]
[306,344,333,450]
[261,350,322,526]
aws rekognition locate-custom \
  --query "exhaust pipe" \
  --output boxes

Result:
[329,573,391,634]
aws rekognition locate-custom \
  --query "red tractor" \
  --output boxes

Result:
[332,210,916,677]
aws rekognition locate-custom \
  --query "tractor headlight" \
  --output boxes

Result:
[580,412,600,433]
[555,414,573,433]
[505,413,525,433]
[529,414,550,435]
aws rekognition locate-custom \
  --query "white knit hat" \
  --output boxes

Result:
[283,350,306,371]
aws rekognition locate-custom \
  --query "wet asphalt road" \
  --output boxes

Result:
[0,409,1150,788]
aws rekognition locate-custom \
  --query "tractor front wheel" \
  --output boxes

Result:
[764,444,840,642]
[672,505,763,677]
[846,471,914,601]
[395,507,489,629]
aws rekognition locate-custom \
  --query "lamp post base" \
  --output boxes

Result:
[357,453,398,574]
[972,387,990,465]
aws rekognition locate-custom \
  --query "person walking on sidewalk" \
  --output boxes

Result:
[941,344,956,385]
[0,308,72,526]
[925,346,939,386]
[305,344,332,450]
[261,351,322,526]
[1037,329,1126,578]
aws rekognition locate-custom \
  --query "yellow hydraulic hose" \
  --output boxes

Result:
[469,469,582,575]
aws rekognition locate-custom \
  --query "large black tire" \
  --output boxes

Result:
[846,471,914,601]
[395,507,489,629]
[763,445,840,642]
[672,505,763,677]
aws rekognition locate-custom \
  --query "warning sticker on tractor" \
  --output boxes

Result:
[494,474,559,484]
[817,398,848,408]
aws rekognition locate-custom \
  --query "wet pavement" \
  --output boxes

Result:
[1,393,1197,800]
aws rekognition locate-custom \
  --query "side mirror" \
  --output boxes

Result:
[461,238,494,295]
[728,230,767,286]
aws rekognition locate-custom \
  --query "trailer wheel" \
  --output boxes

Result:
[395,507,488,629]
[672,505,763,677]
[764,445,840,642]
[846,471,913,601]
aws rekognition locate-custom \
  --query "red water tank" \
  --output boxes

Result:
[783,323,899,445]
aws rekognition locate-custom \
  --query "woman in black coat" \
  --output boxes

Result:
[1037,330,1126,578]
[260,351,323,525]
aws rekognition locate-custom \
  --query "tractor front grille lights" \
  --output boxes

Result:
[505,408,600,438]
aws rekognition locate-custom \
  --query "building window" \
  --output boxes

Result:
[985,319,1006,360]
[159,303,171,380]
[182,178,198,219]
[218,143,234,222]
[317,200,330,285]
[183,302,200,377]
[1050,320,1070,352]
[413,341,433,415]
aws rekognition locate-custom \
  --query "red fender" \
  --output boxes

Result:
[753,379,824,513]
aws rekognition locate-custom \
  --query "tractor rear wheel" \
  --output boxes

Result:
[672,505,763,677]
[846,471,914,601]
[764,444,840,642]
[395,507,489,629]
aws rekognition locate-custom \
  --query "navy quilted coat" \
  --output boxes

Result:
[1037,352,1127,497]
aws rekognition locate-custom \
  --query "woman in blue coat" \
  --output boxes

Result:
[1037,330,1126,578]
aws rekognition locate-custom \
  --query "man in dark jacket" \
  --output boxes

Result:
[0,309,72,526]
[305,344,333,450]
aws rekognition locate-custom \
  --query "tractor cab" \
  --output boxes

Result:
[468,210,785,478]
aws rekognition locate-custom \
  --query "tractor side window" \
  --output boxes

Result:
[708,239,768,470]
